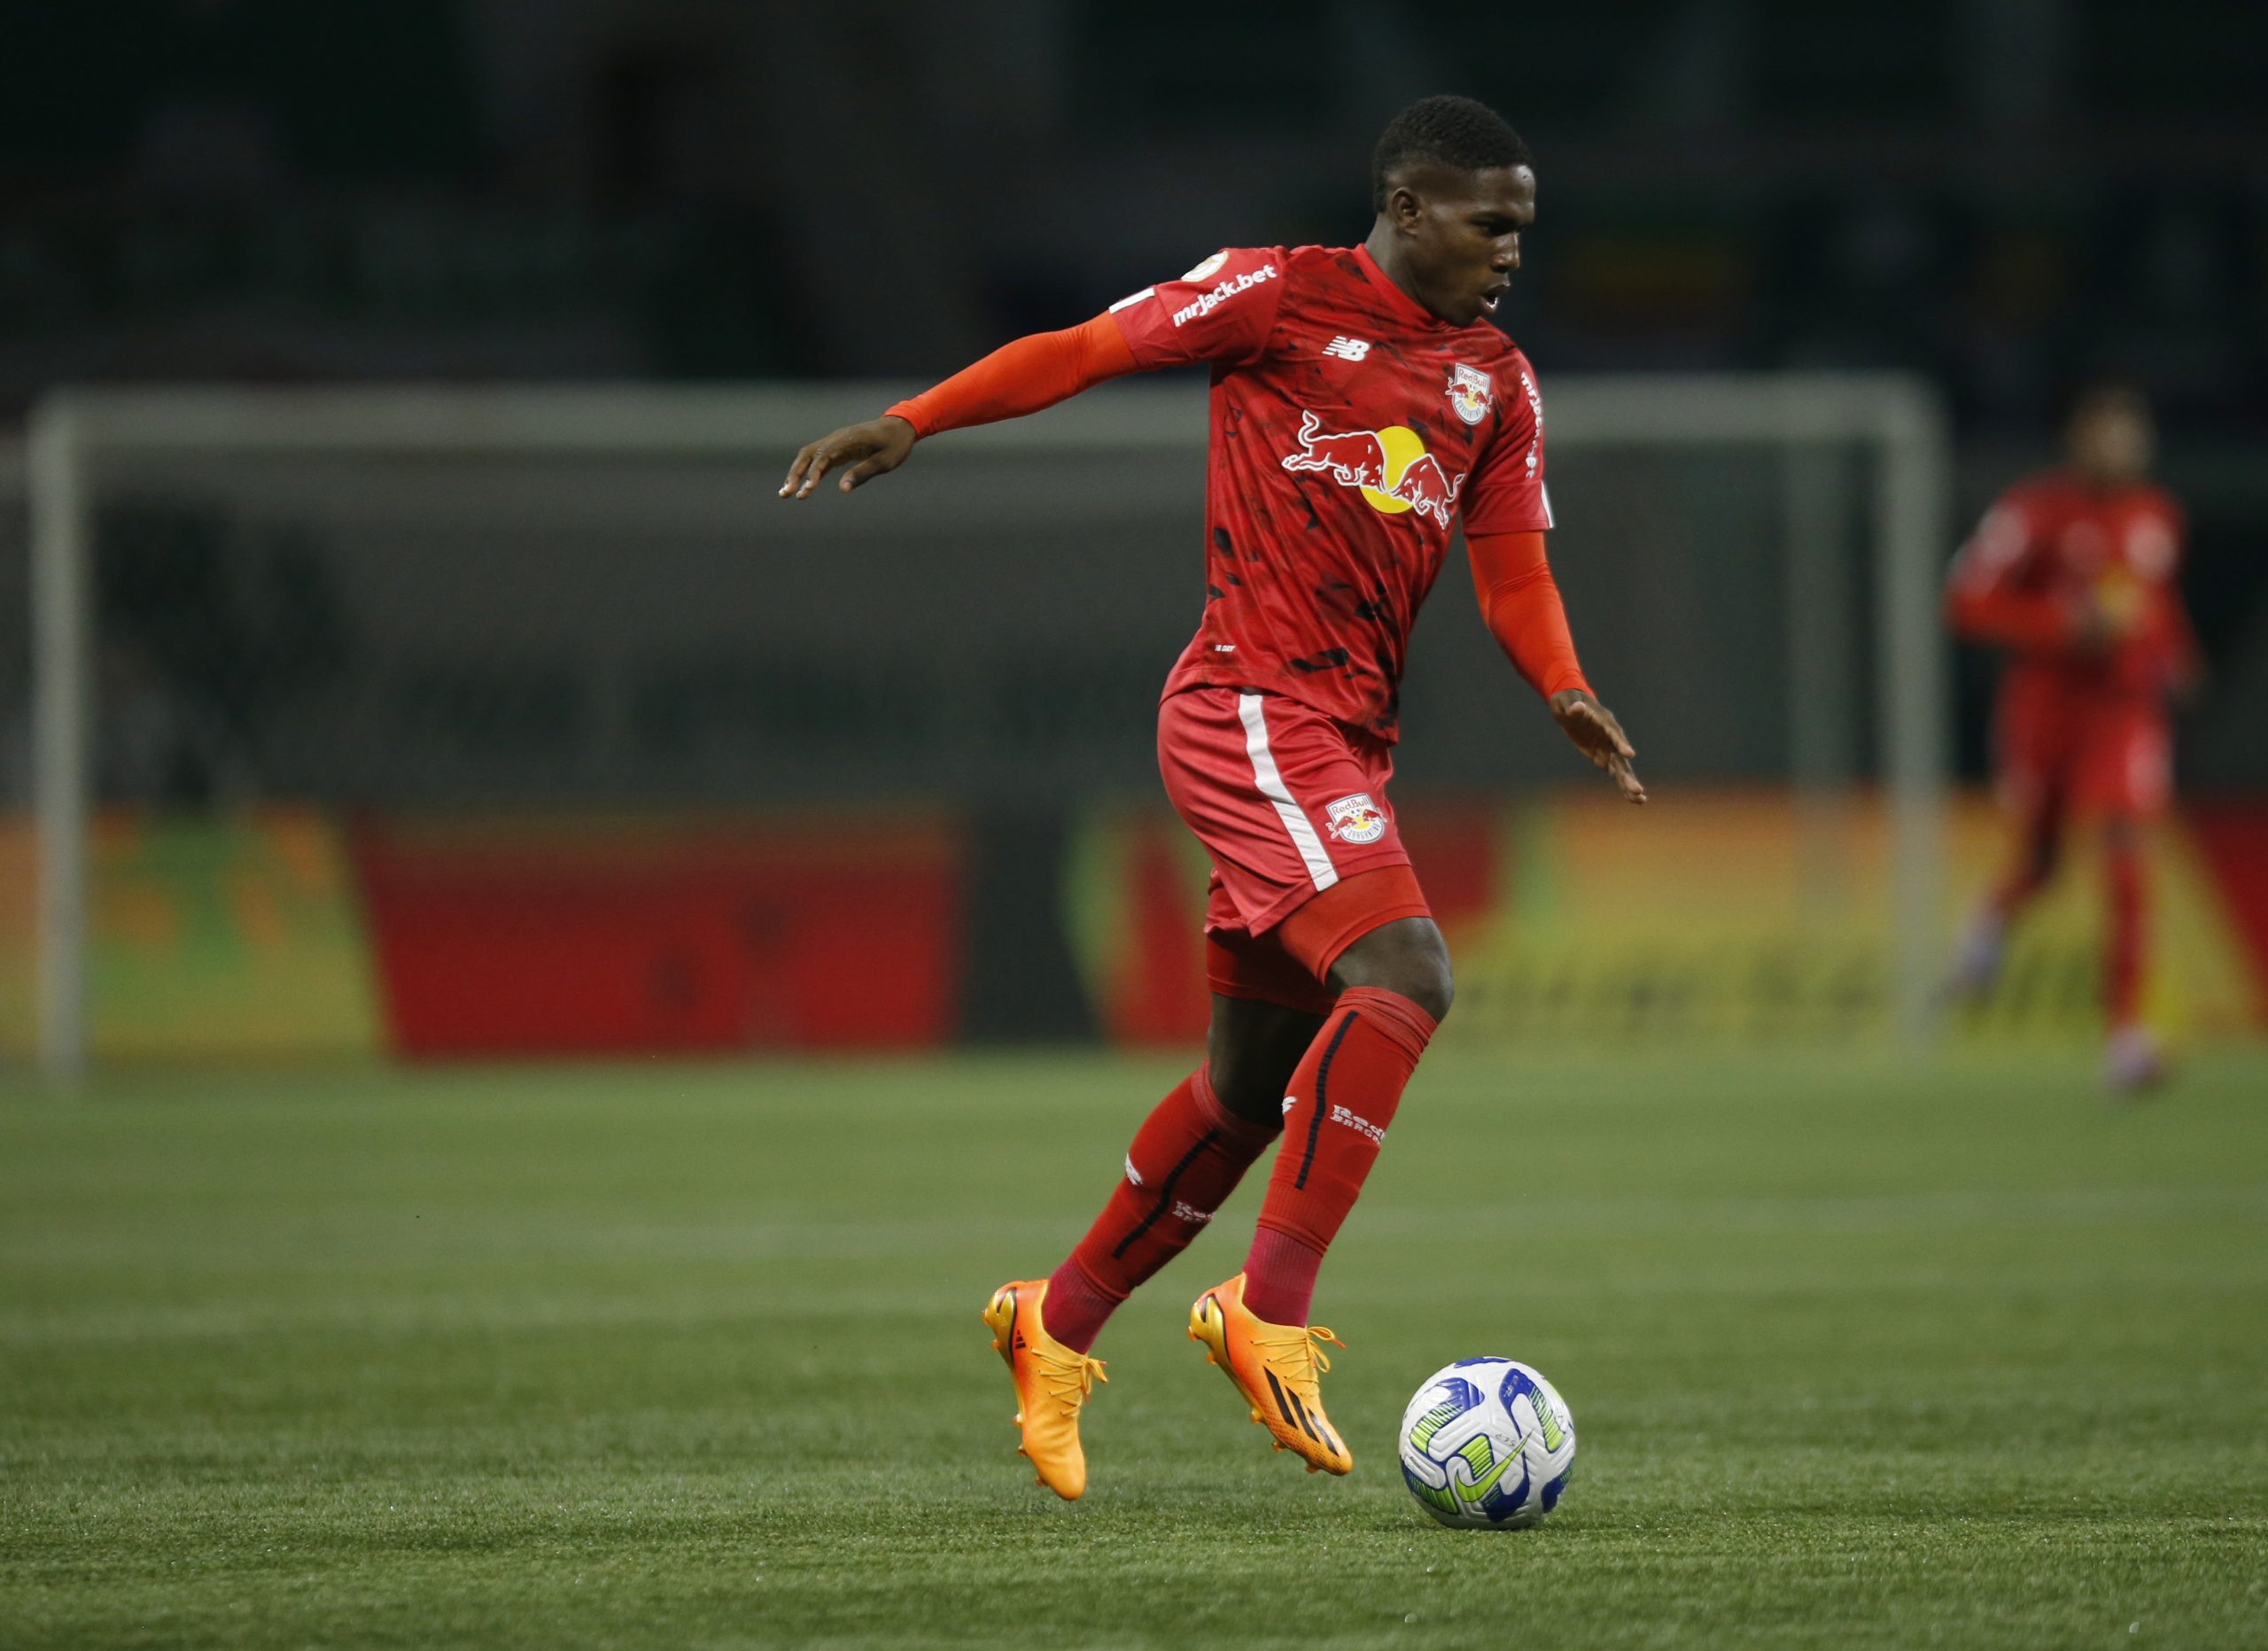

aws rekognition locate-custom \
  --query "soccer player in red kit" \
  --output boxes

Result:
[1944,381,2202,1091]
[779,96,1643,1499]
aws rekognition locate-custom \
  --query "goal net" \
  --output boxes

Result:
[12,376,1951,1076]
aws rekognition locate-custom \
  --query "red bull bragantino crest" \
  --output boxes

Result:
[1324,792,1387,844]
[1280,410,1466,530]
[1447,363,1494,425]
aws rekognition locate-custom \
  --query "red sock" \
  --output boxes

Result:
[2104,833,2147,1027]
[1044,1064,1279,1353]
[1244,987,1436,1326]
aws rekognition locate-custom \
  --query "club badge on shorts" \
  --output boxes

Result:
[1447,363,1493,425]
[1325,793,1387,844]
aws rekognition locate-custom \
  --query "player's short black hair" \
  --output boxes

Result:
[1371,96,1532,213]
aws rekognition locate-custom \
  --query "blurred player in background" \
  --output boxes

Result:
[1944,380,2202,1092]
[780,96,1642,1499]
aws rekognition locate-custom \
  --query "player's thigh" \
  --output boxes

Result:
[1207,993,1326,1125]
[1995,686,2076,827]
[1159,687,1411,938]
[1326,914,1454,1022]
[2079,709,2172,820]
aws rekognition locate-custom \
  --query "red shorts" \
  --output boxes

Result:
[1996,683,2171,820]
[1157,686,1433,1014]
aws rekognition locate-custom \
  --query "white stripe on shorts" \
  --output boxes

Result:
[1236,692,1339,893]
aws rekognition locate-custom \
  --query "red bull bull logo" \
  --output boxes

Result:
[1281,410,1464,529]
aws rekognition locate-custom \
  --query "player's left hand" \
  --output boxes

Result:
[1549,689,1646,803]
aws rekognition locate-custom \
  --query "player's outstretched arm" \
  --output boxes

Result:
[1468,530,1645,804]
[778,314,1142,501]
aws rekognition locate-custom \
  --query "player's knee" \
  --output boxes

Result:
[1406,957,1455,1025]
[1206,997,1327,1126]
[1209,1047,1297,1123]
[1329,919,1455,1025]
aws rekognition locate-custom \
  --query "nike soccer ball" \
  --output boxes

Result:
[1398,1358,1576,1529]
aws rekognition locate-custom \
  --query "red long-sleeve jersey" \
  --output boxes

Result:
[893,244,1570,740]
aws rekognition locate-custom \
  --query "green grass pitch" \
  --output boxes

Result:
[4,1046,2265,1648]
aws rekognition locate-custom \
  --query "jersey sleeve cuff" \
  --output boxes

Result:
[1104,304,1159,371]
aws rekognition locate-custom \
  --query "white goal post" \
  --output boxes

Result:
[24,375,1951,1080]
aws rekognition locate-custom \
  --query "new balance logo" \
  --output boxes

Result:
[1125,1156,1144,1187]
[1323,335,1371,361]
[1171,1200,1212,1226]
[1282,1096,1298,1115]
[1329,1104,1385,1144]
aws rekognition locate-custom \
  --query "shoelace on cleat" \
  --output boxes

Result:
[1252,1322,1343,1371]
[1250,1323,1345,1417]
[1035,1351,1107,1419]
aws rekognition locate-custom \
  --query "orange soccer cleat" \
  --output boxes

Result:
[982,1279,1107,1500]
[1188,1272,1352,1475]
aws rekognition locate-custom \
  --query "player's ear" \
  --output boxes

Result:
[1383,178,1423,234]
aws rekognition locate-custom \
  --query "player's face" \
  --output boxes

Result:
[1392,164,1535,327]
[2069,391,2155,484]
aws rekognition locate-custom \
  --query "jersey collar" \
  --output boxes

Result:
[1354,244,1456,333]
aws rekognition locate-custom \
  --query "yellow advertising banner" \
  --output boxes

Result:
[1063,789,2267,1049]
[0,810,382,1065]
[1439,791,2262,1047]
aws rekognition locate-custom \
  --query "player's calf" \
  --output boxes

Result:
[1040,1064,1280,1354]
[1240,979,1439,1328]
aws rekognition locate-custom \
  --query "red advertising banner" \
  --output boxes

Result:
[350,814,964,1057]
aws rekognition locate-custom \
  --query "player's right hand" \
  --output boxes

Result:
[779,415,917,500]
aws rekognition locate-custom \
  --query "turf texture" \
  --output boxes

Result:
[3,1047,2264,1648]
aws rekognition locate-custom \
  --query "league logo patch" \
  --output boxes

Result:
[1182,250,1229,283]
[1447,363,1494,425]
[1325,793,1387,845]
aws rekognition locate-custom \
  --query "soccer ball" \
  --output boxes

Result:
[1397,1358,1576,1529]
